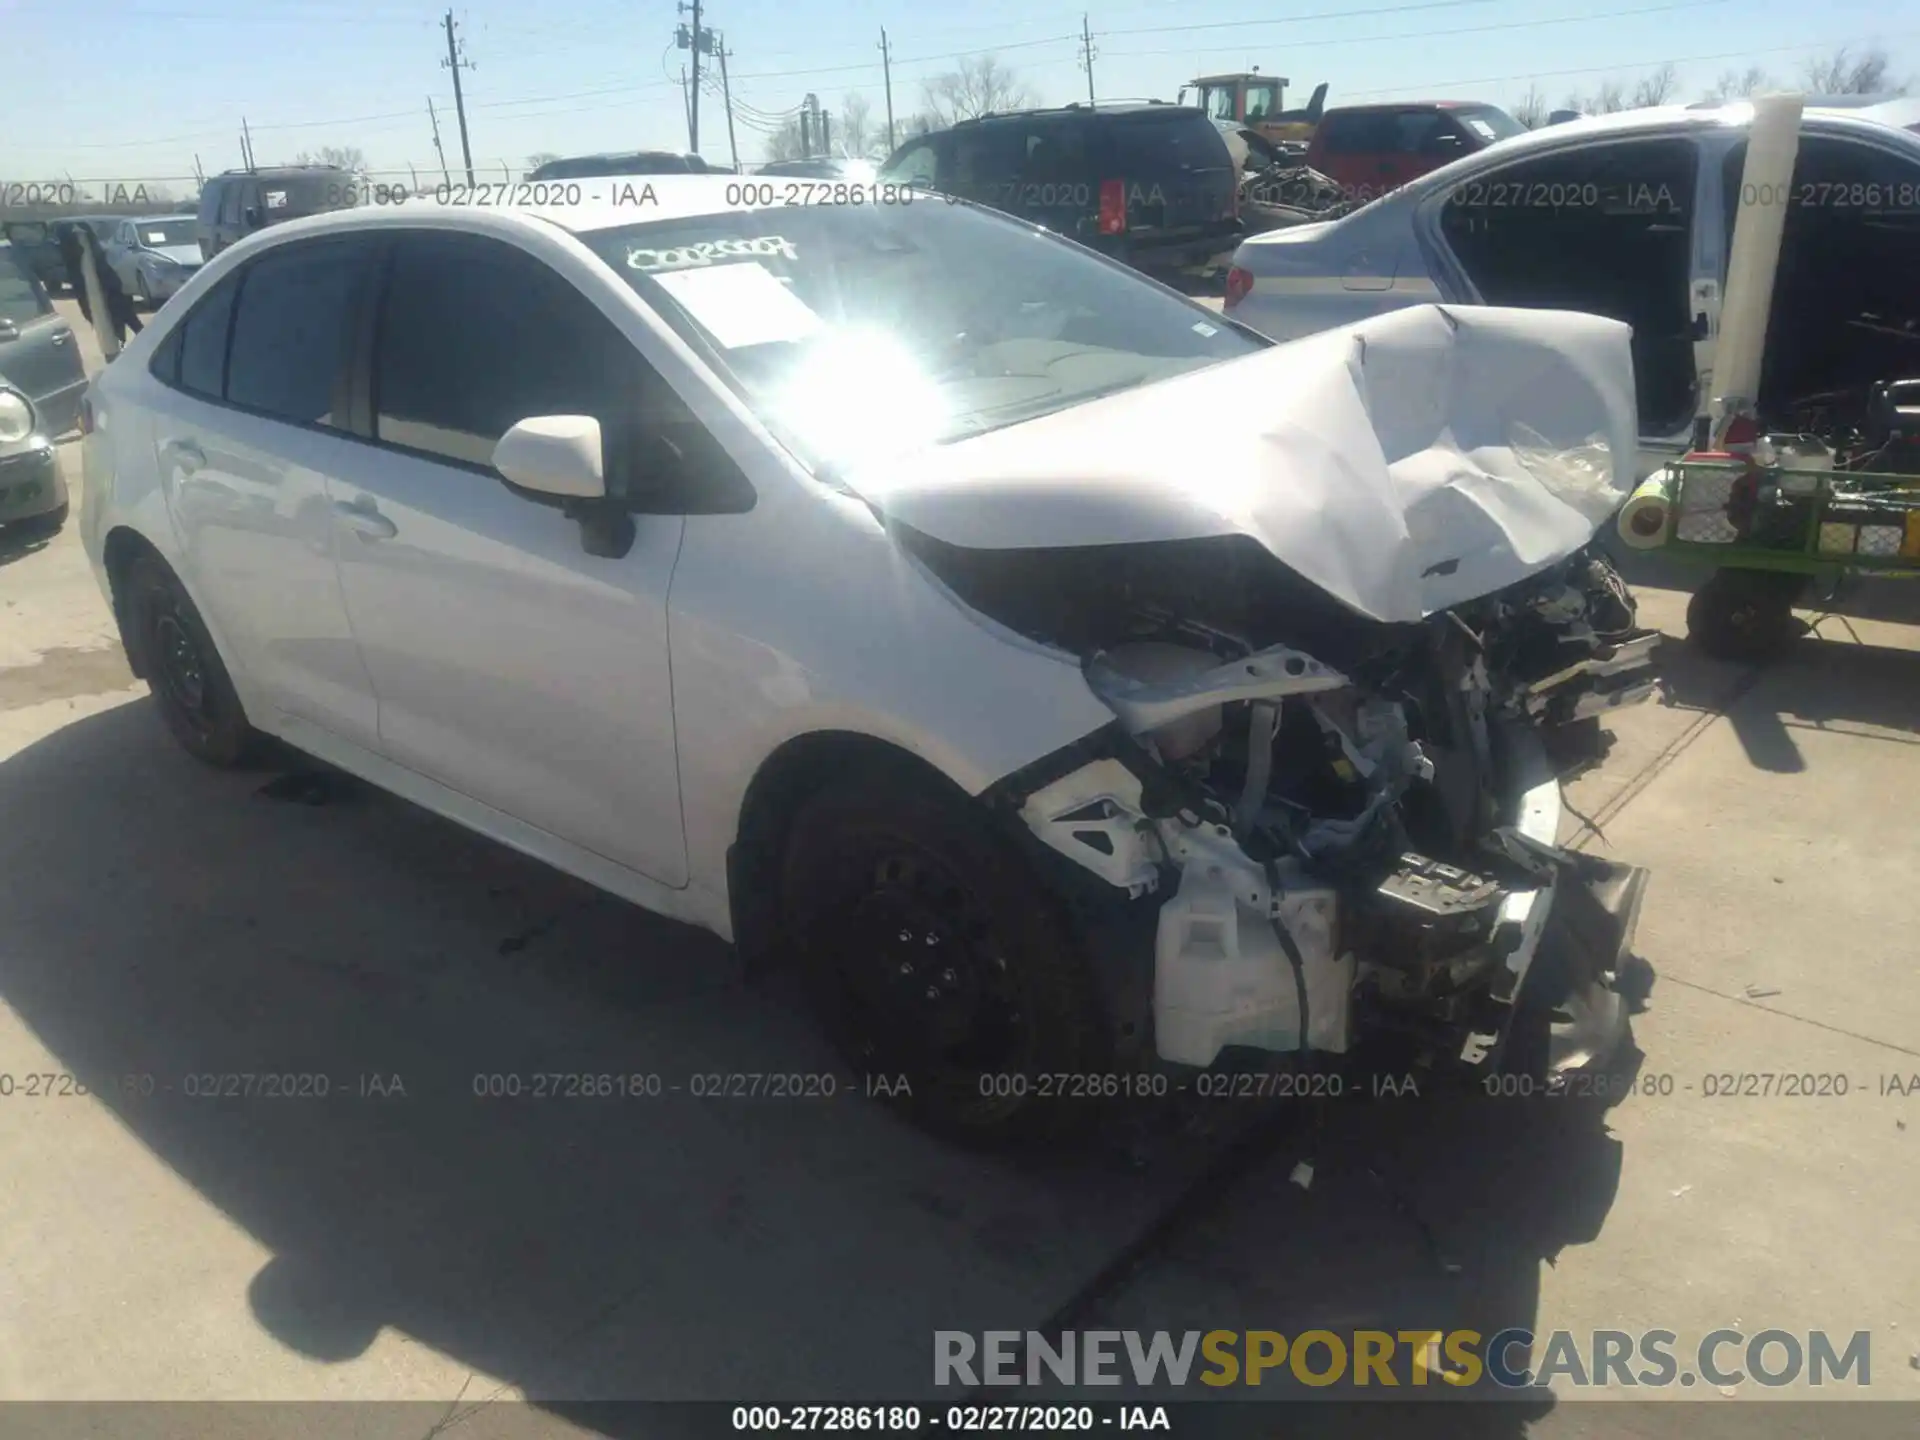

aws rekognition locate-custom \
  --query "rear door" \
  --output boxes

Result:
[1389,109,1471,187]
[1311,111,1398,202]
[0,244,86,432]
[1095,109,1237,241]
[146,237,383,748]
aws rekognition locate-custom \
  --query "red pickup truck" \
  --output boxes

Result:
[1305,101,1526,206]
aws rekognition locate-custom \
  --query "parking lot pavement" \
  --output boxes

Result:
[3,311,1916,1429]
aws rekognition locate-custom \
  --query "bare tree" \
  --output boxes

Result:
[763,117,810,163]
[1511,84,1549,128]
[1702,65,1775,101]
[1631,61,1680,107]
[1565,78,1629,115]
[526,151,562,174]
[1802,43,1906,95]
[921,53,1033,127]
[838,93,883,159]
[296,145,370,177]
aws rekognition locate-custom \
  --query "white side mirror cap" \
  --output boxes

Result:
[493,414,606,499]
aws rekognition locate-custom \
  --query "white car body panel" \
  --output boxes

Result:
[77,183,1652,1086]
[80,200,1117,941]
[847,302,1638,625]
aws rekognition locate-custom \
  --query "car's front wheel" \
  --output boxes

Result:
[123,554,260,767]
[779,767,1107,1146]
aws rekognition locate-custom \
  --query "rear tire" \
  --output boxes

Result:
[778,767,1107,1146]
[123,555,260,768]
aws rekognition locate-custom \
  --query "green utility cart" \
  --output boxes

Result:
[1617,445,1920,662]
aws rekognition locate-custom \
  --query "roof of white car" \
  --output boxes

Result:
[1462,95,1920,157]
[348,175,843,237]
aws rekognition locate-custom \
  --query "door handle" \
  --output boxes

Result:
[333,495,398,541]
[52,330,72,347]
[160,438,205,474]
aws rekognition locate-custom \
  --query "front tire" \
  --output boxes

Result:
[778,768,1107,1146]
[123,555,260,767]
[1686,567,1806,663]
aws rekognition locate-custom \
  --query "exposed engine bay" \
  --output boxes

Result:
[910,530,1658,1080]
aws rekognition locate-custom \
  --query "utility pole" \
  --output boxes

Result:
[676,5,716,157]
[676,0,709,155]
[879,28,895,152]
[1079,13,1098,107]
[240,117,255,170]
[193,153,205,188]
[800,104,812,160]
[441,9,476,187]
[716,36,740,174]
[427,96,451,186]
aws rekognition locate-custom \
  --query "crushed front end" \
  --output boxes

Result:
[943,531,1659,1086]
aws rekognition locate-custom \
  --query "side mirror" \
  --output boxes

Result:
[494,415,636,558]
[493,415,607,498]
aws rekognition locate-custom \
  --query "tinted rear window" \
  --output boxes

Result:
[1317,112,1398,154]
[1106,114,1233,171]
[256,176,353,216]
[1453,107,1527,143]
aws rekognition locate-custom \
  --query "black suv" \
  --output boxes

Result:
[878,103,1241,271]
[527,151,722,179]
[196,165,360,261]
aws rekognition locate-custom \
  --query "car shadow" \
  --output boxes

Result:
[0,517,59,568]
[0,698,1626,1429]
[1606,544,1920,775]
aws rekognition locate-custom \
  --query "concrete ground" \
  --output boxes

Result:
[1,297,1916,1435]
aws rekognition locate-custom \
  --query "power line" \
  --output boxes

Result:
[1097,0,1742,63]
[20,10,1916,169]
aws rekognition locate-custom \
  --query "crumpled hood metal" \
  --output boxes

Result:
[849,303,1638,624]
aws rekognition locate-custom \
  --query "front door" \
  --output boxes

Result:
[1430,134,1706,466]
[0,243,86,432]
[326,229,690,886]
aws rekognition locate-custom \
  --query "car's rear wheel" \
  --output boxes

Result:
[123,555,260,767]
[778,768,1106,1146]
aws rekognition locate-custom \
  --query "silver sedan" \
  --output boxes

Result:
[1224,98,1920,477]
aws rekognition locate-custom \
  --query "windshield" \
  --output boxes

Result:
[1454,106,1527,143]
[577,200,1262,469]
[136,219,196,247]
[5,222,49,244]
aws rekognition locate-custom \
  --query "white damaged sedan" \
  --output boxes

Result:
[80,179,1659,1142]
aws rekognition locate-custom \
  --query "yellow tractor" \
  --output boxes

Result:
[1180,71,1327,149]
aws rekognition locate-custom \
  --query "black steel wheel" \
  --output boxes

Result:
[778,768,1106,1145]
[124,554,259,767]
[1686,567,1807,663]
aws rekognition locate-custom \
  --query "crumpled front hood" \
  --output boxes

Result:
[848,303,1638,625]
[149,244,203,267]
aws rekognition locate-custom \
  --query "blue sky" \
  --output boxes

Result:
[5,0,1914,188]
